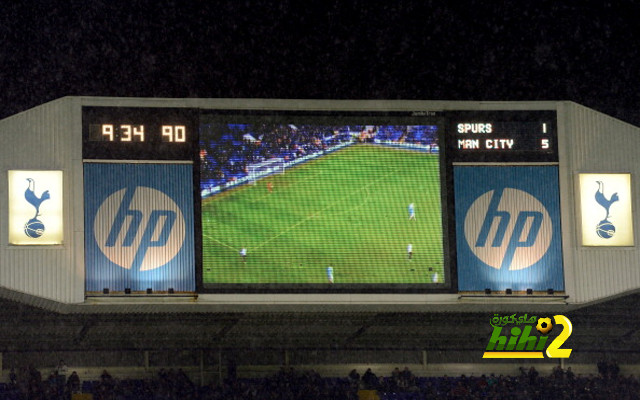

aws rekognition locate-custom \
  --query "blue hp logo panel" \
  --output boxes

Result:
[84,164,195,292]
[454,166,564,291]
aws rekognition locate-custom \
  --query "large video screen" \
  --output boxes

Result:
[199,112,446,290]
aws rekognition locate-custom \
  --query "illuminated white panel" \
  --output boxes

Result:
[8,170,64,245]
[580,173,633,246]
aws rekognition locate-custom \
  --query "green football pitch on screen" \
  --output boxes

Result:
[201,144,444,284]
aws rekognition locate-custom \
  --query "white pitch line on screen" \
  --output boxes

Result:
[202,234,239,252]
[251,167,399,252]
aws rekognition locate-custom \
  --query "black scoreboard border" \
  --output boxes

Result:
[195,109,455,294]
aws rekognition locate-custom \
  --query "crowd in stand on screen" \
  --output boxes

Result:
[2,361,638,399]
[200,124,335,186]
[199,124,437,187]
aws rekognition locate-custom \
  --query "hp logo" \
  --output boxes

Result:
[94,186,185,271]
[464,188,552,271]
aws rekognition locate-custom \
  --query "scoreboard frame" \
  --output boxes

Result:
[82,106,559,295]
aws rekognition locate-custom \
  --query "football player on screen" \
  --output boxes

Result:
[408,203,416,220]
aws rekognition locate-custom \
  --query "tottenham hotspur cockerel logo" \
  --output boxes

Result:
[23,178,51,238]
[594,181,619,239]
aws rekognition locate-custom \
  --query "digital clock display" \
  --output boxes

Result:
[82,107,197,160]
[89,123,187,142]
[446,110,558,162]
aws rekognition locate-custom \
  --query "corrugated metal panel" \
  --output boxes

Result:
[0,97,84,303]
[454,166,564,291]
[559,102,640,303]
[84,163,195,292]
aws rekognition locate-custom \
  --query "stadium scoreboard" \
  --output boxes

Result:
[82,108,558,161]
[446,110,558,162]
[81,106,559,294]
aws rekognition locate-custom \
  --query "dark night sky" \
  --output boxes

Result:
[2,1,640,124]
